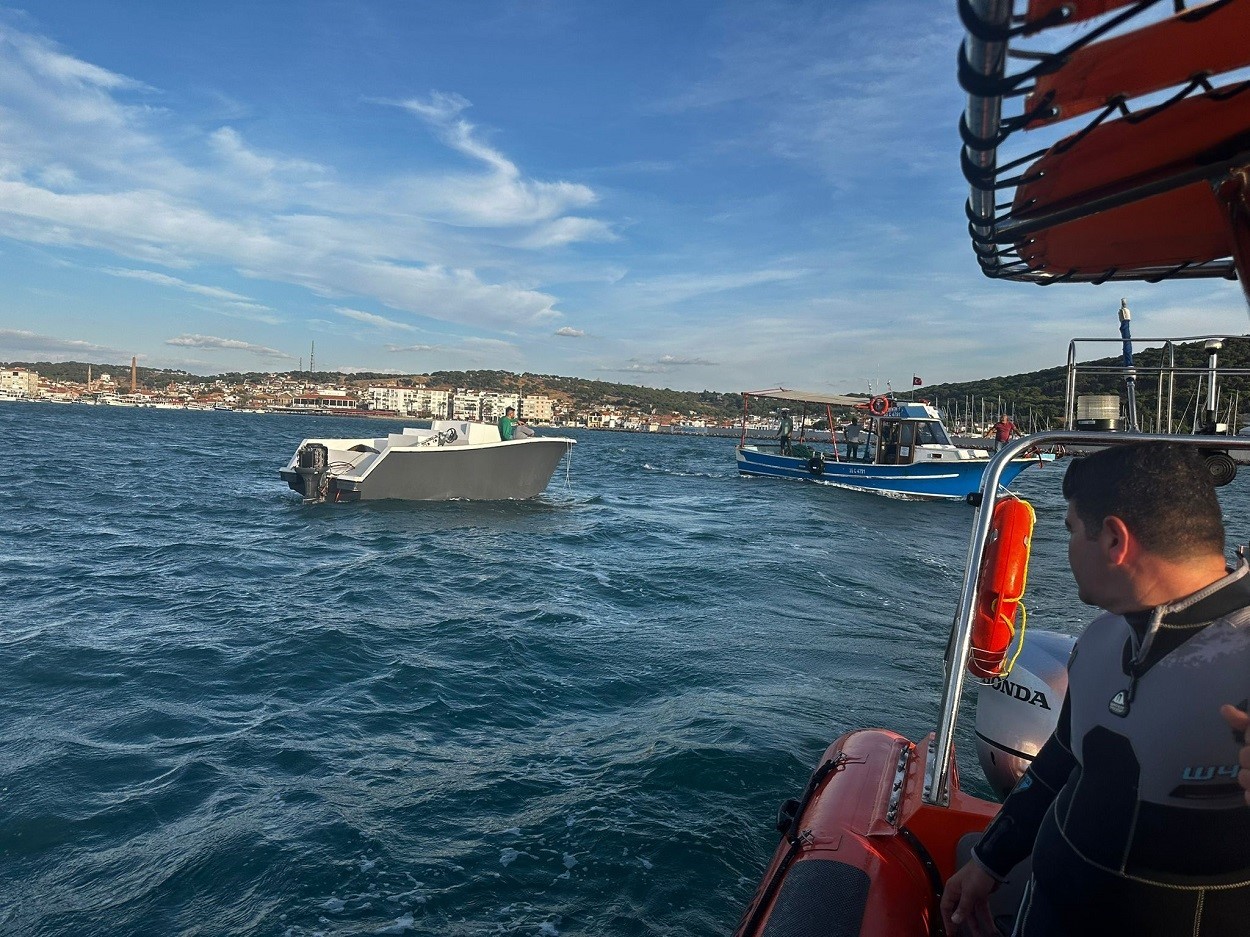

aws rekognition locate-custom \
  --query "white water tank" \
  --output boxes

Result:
[1075,394,1120,431]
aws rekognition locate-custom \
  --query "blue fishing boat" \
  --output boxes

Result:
[735,388,1051,501]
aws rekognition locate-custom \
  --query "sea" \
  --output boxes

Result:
[4,402,1244,936]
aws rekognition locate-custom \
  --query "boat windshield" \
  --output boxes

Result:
[912,421,951,446]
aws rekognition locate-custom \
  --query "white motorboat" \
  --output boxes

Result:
[279,420,575,503]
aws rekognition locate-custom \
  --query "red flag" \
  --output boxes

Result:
[912,375,923,386]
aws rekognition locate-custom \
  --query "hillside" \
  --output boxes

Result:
[916,337,1250,428]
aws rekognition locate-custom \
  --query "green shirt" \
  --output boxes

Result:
[498,415,517,440]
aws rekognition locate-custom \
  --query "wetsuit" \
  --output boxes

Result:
[973,561,1250,936]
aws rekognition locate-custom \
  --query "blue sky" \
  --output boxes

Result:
[0,1,1246,393]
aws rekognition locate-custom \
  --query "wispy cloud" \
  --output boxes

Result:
[554,326,585,338]
[0,328,123,357]
[164,334,292,359]
[657,354,716,366]
[335,307,416,331]
[627,268,809,305]
[385,343,439,353]
[0,24,608,342]
[598,354,718,374]
[390,92,605,231]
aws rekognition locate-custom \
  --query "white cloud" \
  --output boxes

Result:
[0,25,610,346]
[335,307,416,331]
[520,216,616,249]
[392,92,601,227]
[164,334,292,359]
[657,354,716,366]
[627,268,809,305]
[0,328,122,357]
[555,326,585,338]
[103,267,259,303]
[385,343,439,353]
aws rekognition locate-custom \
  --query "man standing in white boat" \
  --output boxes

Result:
[776,408,793,456]
[498,406,534,441]
[942,443,1250,937]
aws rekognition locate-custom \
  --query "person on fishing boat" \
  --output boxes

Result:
[844,417,865,461]
[942,442,1250,937]
[990,414,1015,452]
[776,408,793,455]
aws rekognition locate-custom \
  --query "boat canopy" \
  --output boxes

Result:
[960,0,1250,300]
[741,387,866,407]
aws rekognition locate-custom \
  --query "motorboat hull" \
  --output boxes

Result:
[736,447,1045,501]
[734,729,999,937]
[280,429,574,502]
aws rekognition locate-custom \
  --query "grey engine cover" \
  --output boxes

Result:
[974,629,1074,799]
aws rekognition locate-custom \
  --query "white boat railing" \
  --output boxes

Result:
[928,429,1250,806]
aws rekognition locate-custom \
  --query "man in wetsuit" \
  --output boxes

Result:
[942,442,1250,937]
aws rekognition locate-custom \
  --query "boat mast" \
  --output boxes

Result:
[1119,299,1139,431]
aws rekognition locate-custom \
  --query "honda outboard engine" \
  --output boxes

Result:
[974,629,1074,799]
[295,443,330,503]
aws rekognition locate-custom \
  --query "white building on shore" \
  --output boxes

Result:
[0,367,38,398]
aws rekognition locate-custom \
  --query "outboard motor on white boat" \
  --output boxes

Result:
[974,629,1074,799]
[295,443,330,504]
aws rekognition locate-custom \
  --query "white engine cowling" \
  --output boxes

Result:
[974,629,1075,799]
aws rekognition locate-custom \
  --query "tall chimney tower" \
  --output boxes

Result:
[309,341,315,374]
[130,356,137,394]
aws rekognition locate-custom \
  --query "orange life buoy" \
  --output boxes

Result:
[868,395,889,416]
[968,497,1035,679]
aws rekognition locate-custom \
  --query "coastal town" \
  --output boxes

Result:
[0,361,765,433]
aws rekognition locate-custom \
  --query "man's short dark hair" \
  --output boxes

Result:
[1061,442,1224,558]
[506,406,515,413]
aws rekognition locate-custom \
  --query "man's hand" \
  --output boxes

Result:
[1220,704,1250,806]
[940,860,999,936]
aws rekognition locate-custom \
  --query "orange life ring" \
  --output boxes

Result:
[868,395,889,416]
[968,497,1035,679]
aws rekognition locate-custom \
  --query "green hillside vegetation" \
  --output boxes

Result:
[918,337,1250,429]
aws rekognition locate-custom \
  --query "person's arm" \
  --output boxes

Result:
[1220,704,1250,806]
[942,693,1074,934]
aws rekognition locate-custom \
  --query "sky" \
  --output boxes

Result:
[0,1,1247,394]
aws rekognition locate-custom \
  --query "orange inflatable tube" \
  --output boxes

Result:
[968,498,1035,679]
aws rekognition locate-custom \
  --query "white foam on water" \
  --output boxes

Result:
[359,858,376,872]
[499,847,520,867]
[320,898,345,912]
[376,913,414,934]
[538,923,559,936]
[638,857,653,870]
[562,854,577,869]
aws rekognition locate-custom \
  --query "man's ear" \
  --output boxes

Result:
[1101,515,1133,566]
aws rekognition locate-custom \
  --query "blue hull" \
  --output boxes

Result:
[736,448,1044,501]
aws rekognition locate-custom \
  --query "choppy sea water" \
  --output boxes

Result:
[3,403,1244,936]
